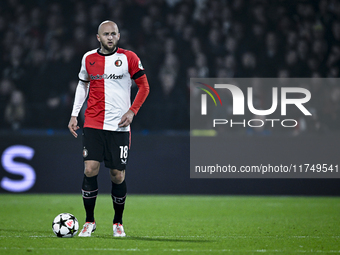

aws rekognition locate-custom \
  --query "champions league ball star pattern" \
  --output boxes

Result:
[52,213,79,238]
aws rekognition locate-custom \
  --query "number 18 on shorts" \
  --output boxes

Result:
[82,128,130,170]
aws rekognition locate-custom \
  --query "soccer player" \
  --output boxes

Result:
[68,20,149,237]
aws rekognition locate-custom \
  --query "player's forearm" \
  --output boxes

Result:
[71,80,89,117]
[130,74,150,115]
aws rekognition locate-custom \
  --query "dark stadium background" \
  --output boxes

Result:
[0,0,339,195]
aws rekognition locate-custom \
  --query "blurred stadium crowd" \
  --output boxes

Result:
[0,0,340,133]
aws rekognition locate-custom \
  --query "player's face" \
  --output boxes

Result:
[97,22,120,54]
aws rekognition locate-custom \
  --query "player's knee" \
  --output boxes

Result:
[84,162,100,177]
[110,169,125,184]
[84,168,96,177]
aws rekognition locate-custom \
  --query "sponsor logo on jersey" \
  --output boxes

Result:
[90,74,123,80]
[115,59,122,67]
[89,62,95,65]
[121,158,127,164]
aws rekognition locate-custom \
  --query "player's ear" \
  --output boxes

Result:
[96,34,100,42]
[117,33,121,41]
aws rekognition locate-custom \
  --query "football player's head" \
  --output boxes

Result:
[97,20,120,54]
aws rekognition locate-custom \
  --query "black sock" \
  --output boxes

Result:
[82,174,98,222]
[111,180,127,224]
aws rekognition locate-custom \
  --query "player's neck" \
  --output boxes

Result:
[99,47,117,55]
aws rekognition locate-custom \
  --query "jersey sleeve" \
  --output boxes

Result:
[125,50,144,78]
[130,74,149,115]
[78,54,90,82]
[71,80,89,117]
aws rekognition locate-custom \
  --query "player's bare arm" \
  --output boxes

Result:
[68,116,79,138]
[118,109,135,128]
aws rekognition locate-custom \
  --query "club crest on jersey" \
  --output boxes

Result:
[83,148,88,158]
[115,59,122,67]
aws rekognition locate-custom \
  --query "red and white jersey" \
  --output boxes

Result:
[78,48,144,131]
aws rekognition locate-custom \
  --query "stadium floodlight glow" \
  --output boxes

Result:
[1,145,36,192]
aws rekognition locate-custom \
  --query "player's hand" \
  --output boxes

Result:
[68,116,79,138]
[118,110,135,128]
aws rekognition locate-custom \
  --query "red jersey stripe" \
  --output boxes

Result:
[84,53,105,129]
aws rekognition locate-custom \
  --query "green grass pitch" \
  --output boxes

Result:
[0,194,339,254]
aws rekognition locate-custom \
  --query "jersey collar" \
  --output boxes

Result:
[97,47,118,56]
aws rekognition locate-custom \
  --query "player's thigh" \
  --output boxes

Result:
[82,127,105,162]
[104,131,130,170]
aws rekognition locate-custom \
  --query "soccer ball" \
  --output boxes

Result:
[52,213,79,238]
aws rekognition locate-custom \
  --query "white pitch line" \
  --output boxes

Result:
[0,235,339,239]
[140,235,340,239]
[0,247,339,253]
